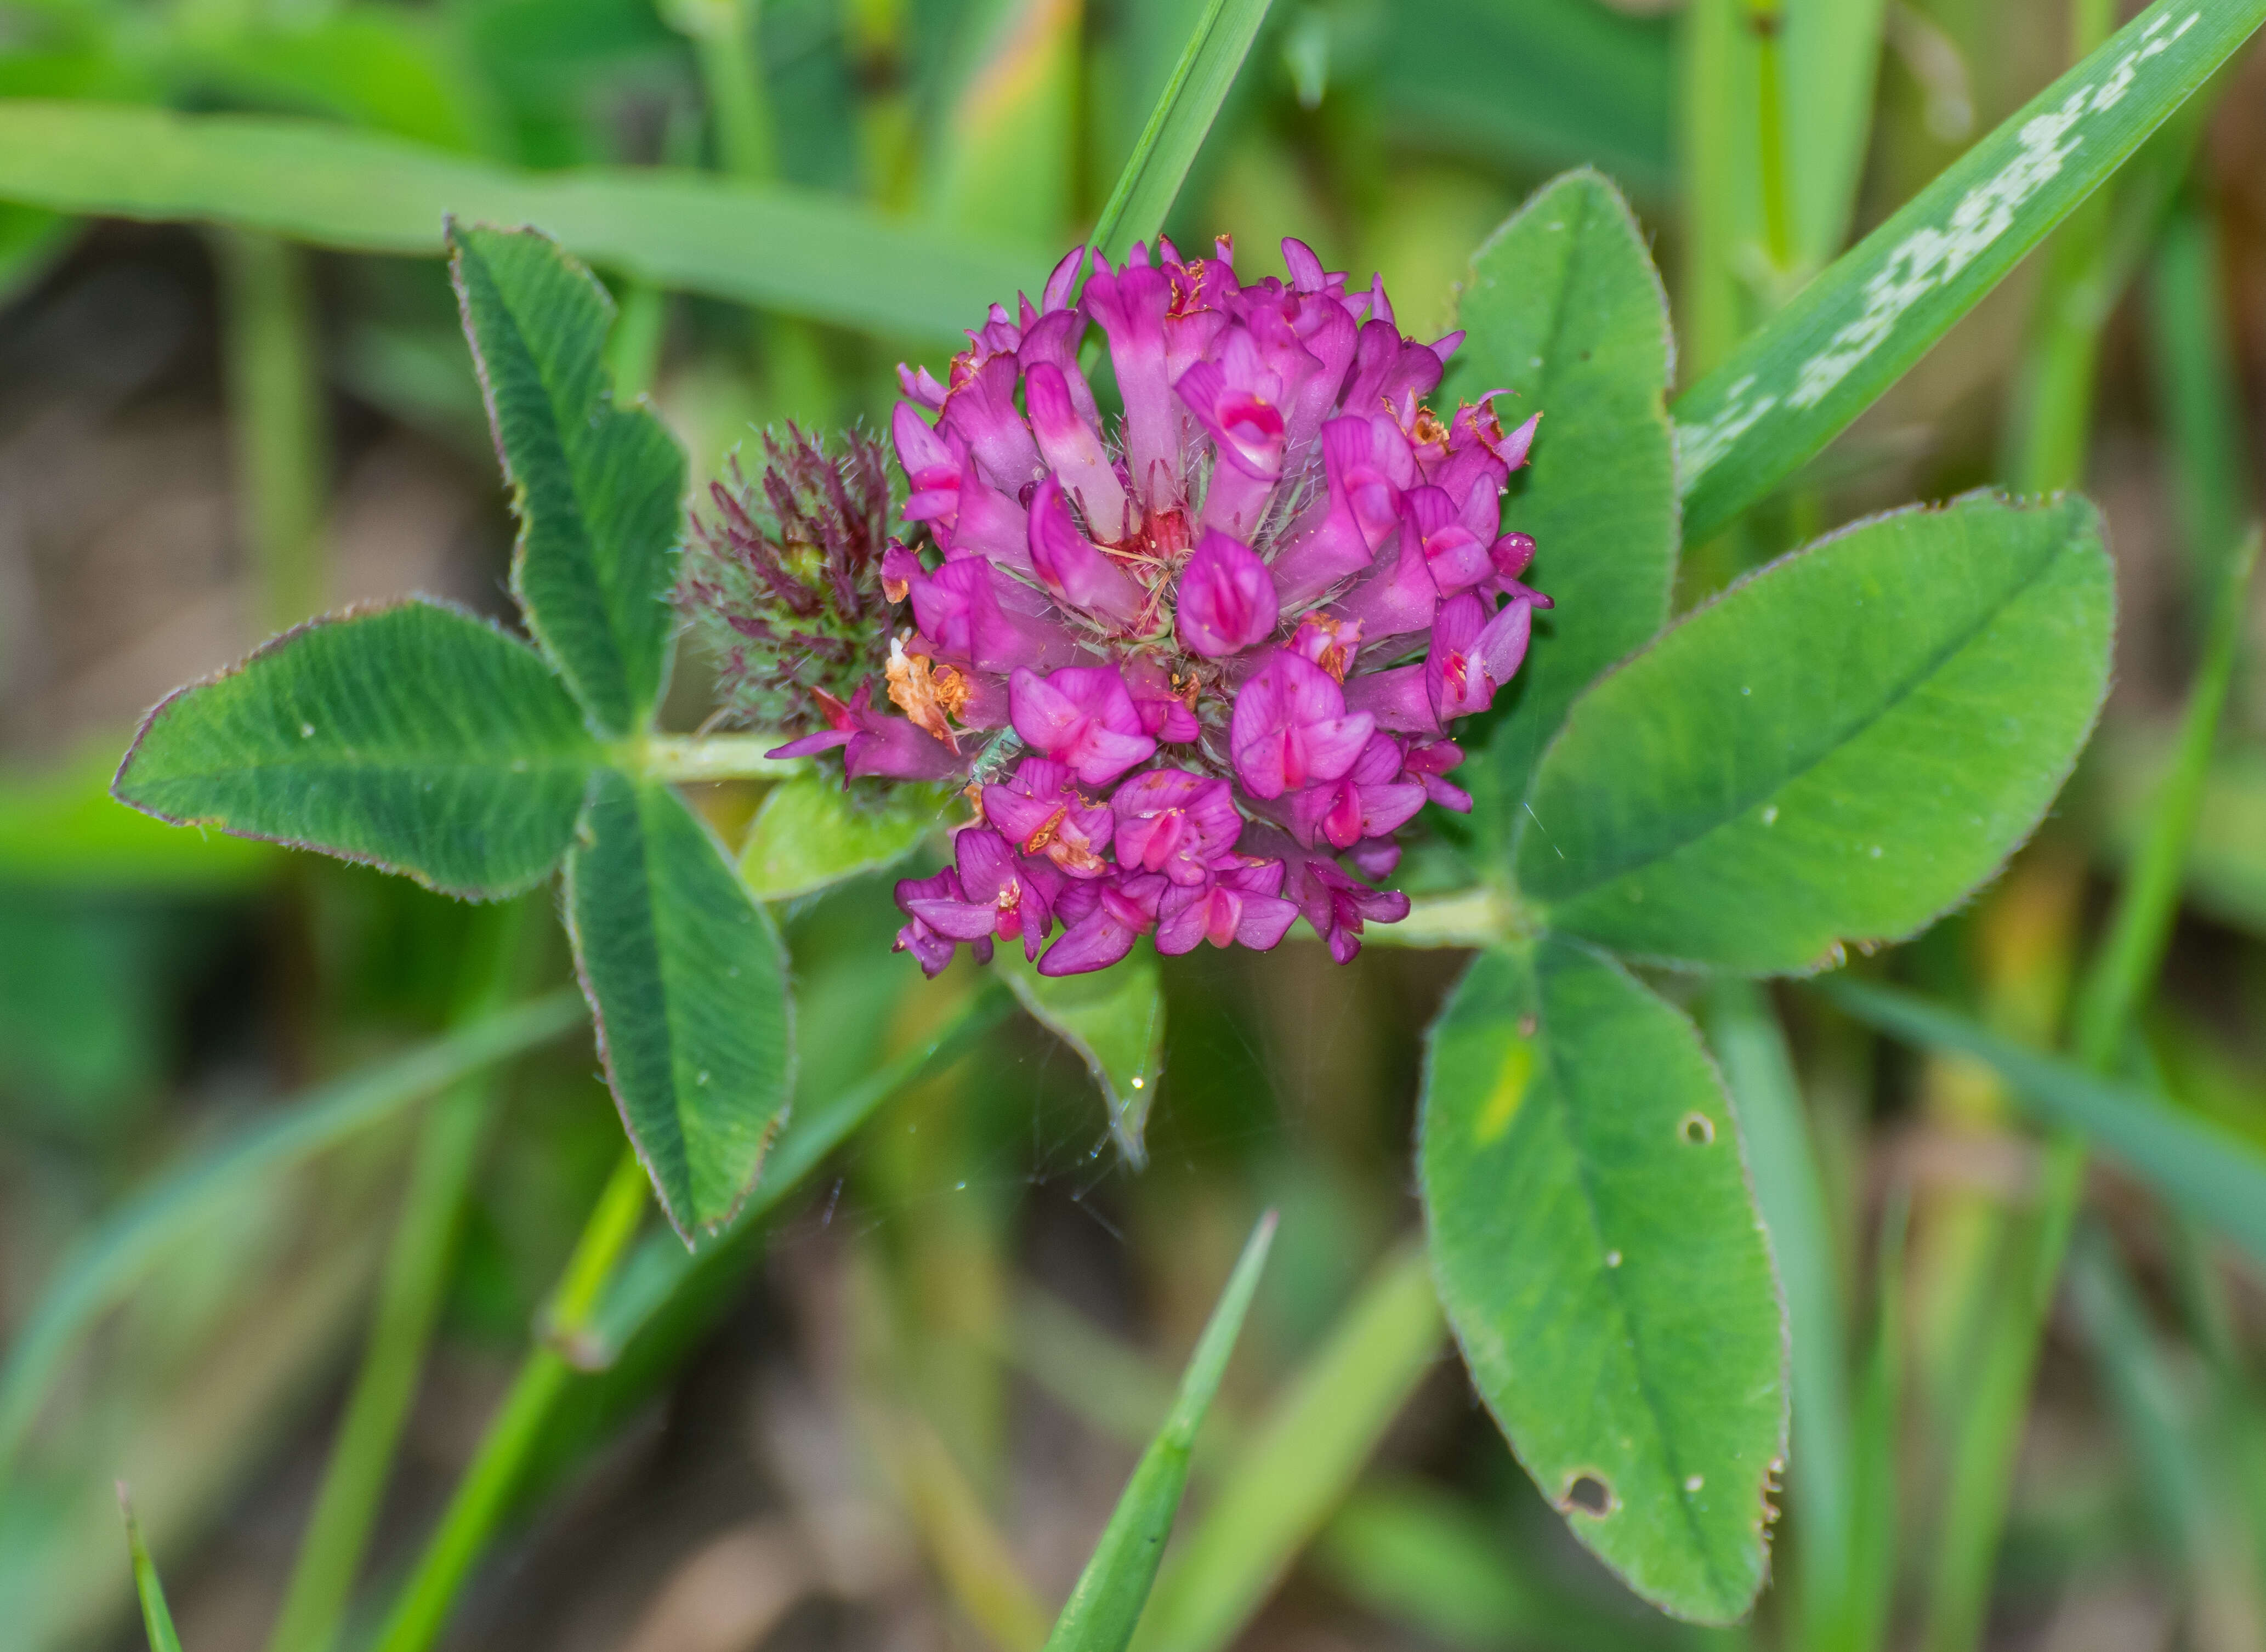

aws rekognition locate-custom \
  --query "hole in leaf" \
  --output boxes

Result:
[1680,1112,1715,1146]
[1564,1473,1612,1515]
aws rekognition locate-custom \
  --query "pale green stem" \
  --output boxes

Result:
[212,227,329,632]
[1364,886,1518,950]
[631,733,805,782]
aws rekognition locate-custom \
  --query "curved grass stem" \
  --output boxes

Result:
[368,1147,652,1652]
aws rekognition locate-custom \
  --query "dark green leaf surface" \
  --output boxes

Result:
[1421,942,1785,1623]
[1673,0,2266,540]
[1448,170,1678,828]
[113,600,597,899]
[737,776,948,901]
[565,770,794,1236]
[0,103,1043,340]
[1518,493,2114,973]
[998,945,1166,1164]
[451,224,683,736]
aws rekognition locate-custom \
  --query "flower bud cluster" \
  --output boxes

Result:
[680,425,898,729]
[764,236,1549,976]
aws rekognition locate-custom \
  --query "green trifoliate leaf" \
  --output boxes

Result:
[566,770,794,1236]
[113,600,597,899]
[997,945,1165,1164]
[1517,492,2114,973]
[1420,940,1785,1624]
[450,222,685,737]
[737,775,951,901]
[1447,169,1679,828]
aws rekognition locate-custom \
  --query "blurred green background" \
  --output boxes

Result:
[1,1,2263,1648]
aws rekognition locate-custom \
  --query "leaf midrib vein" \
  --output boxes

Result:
[1546,527,2069,902]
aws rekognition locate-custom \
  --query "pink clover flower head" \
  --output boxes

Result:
[695,238,1553,977]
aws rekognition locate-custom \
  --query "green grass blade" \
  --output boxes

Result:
[2068,1225,2207,1556]
[372,1148,651,1652]
[1381,0,1673,198]
[366,987,1006,1648]
[120,1489,186,1652]
[0,990,587,1480]
[1673,0,2266,541]
[2069,527,2260,1066]
[2148,183,2256,589]
[1897,526,2256,1652]
[1812,1191,1905,1652]
[265,904,536,1652]
[1703,979,1851,1641]
[0,103,1044,340]
[1043,1212,1276,1652]
[1998,0,2118,495]
[1132,1241,1444,1652]
[1817,979,2266,1267]
[1783,0,1889,274]
[1086,0,1277,260]
[1677,0,1748,380]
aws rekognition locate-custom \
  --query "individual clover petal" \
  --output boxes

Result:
[1424,592,1535,724]
[1229,650,1376,801]
[1174,530,1279,658]
[981,755,1114,876]
[893,865,992,976]
[950,825,1066,962]
[1009,665,1160,787]
[909,556,1078,677]
[1027,476,1148,628]
[939,348,1042,491]
[1155,860,1300,955]
[1404,738,1472,811]
[1083,249,1182,508]
[1321,414,1416,553]
[1404,484,1495,597]
[1286,730,1427,850]
[1111,768,1241,885]
[1251,827,1411,963]
[770,682,962,783]
[1342,663,1438,737]
[1025,361,1133,547]
[1122,656,1201,743]
[1040,870,1167,977]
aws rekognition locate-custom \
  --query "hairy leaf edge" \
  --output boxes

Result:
[1418,936,1790,1622]
[1514,489,2116,975]
[109,593,590,902]
[561,776,801,1244]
